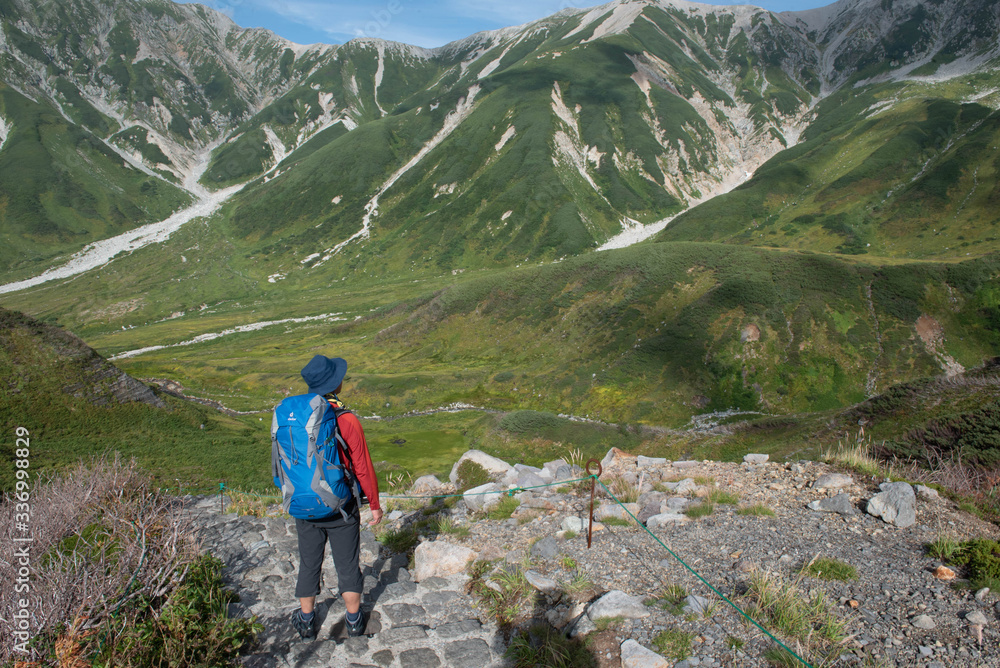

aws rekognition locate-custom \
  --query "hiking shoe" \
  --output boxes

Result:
[292,610,316,639]
[345,610,367,637]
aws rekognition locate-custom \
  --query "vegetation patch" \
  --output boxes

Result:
[801,556,858,581]
[653,627,693,661]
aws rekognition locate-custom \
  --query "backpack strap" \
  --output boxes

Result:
[329,405,365,515]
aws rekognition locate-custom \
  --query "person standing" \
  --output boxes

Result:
[289,354,382,639]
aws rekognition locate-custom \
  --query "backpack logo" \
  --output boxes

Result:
[271,394,353,520]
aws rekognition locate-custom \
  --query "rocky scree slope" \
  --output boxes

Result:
[190,449,1000,667]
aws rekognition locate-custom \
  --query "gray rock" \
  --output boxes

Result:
[638,502,662,524]
[554,464,573,481]
[673,460,699,469]
[637,455,667,468]
[646,513,688,530]
[813,473,854,490]
[562,516,585,533]
[587,590,651,620]
[914,484,940,500]
[387,510,405,521]
[463,482,502,512]
[620,639,670,668]
[912,614,936,629]
[967,610,989,625]
[516,471,548,489]
[448,450,512,486]
[372,650,393,667]
[398,648,441,668]
[976,587,991,602]
[531,536,560,560]
[743,453,769,464]
[412,541,477,581]
[382,603,427,625]
[867,481,916,528]
[683,595,713,615]
[807,492,857,516]
[664,497,689,512]
[434,619,482,638]
[675,478,698,495]
[380,626,429,642]
[595,503,627,521]
[410,474,444,495]
[524,570,560,595]
[444,639,492,665]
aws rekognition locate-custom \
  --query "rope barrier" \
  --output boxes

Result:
[595,477,814,668]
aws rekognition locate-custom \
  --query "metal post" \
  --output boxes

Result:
[585,458,603,549]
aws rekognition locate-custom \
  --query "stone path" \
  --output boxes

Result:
[180,450,1000,668]
[180,498,507,668]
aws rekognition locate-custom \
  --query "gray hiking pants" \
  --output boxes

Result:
[293,504,364,598]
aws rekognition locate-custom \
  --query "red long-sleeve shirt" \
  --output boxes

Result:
[333,408,381,512]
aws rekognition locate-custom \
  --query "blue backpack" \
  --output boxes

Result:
[271,394,355,520]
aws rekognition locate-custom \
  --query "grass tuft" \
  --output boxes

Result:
[737,503,776,517]
[801,556,857,581]
[653,628,693,661]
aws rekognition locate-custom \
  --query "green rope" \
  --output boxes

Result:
[596,478,814,668]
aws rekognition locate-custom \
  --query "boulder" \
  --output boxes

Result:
[595,503,627,521]
[637,455,667,468]
[412,541,478,581]
[672,460,699,469]
[866,481,916,528]
[813,473,854,490]
[542,459,568,476]
[516,471,548,489]
[531,536,559,560]
[675,478,698,495]
[807,492,857,516]
[664,497,689,512]
[562,516,585,533]
[620,639,669,668]
[743,454,769,464]
[463,482,502,513]
[449,449,513,486]
[914,484,940,501]
[410,474,444,495]
[587,590,650,621]
[601,447,636,470]
[646,513,688,530]
[524,570,560,596]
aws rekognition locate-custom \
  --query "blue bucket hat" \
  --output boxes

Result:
[301,355,347,396]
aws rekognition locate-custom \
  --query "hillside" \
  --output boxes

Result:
[0,306,262,491]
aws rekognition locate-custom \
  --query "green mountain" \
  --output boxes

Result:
[5,0,999,283]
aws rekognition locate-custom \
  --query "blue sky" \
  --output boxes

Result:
[176,0,832,48]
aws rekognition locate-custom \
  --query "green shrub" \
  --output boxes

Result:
[952,538,1000,586]
[456,459,493,492]
[505,623,597,667]
[498,410,561,434]
[105,555,262,667]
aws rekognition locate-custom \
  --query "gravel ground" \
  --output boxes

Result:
[386,457,1000,667]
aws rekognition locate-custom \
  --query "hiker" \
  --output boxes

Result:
[274,354,382,640]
